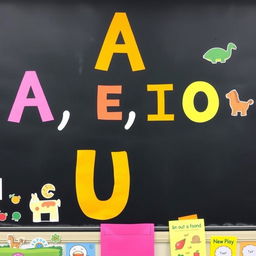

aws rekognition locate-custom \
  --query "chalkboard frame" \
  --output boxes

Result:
[0,226,256,231]
[1,0,256,229]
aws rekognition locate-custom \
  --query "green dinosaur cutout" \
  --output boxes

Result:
[203,42,237,64]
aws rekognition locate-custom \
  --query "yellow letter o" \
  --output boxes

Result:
[182,81,219,123]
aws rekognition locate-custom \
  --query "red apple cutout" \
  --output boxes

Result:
[0,212,8,221]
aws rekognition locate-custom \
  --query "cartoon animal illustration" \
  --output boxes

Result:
[215,246,232,256]
[70,245,88,256]
[226,89,254,116]
[203,42,237,64]
[29,193,61,222]
[242,245,256,256]
[7,234,25,248]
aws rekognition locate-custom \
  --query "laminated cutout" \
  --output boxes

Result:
[226,89,254,117]
[12,211,21,222]
[240,242,256,256]
[203,42,237,64]
[169,219,206,256]
[101,223,154,256]
[0,211,8,221]
[9,194,21,204]
[210,236,237,256]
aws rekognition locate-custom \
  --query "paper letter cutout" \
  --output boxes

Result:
[147,84,174,121]
[95,12,145,71]
[182,81,219,123]
[169,219,206,256]
[101,224,154,256]
[75,150,130,220]
[97,85,122,120]
[8,71,54,123]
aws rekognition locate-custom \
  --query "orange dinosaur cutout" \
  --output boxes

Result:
[7,234,25,248]
[226,89,254,116]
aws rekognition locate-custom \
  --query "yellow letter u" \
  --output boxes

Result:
[75,150,130,220]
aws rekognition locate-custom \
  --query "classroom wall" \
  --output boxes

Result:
[0,231,256,255]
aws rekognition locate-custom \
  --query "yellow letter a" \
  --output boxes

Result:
[95,12,145,71]
[75,150,130,220]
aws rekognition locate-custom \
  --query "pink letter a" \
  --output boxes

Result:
[8,71,54,123]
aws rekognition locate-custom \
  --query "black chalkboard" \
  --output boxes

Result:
[0,0,256,228]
